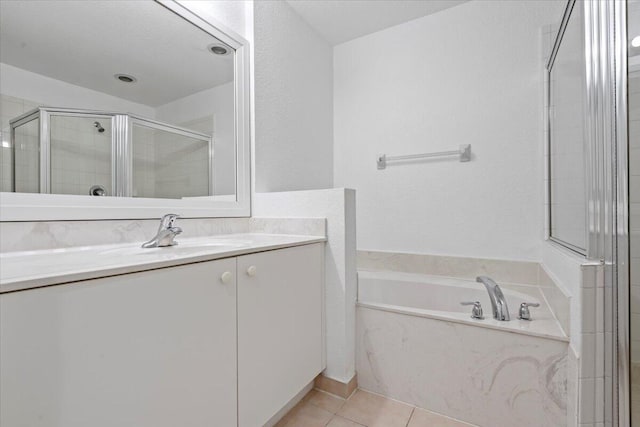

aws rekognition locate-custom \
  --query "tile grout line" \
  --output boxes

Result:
[405,407,416,427]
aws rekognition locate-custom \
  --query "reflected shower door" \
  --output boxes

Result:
[12,116,40,193]
[49,114,113,196]
[131,121,211,199]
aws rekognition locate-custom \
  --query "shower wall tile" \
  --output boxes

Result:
[576,264,605,426]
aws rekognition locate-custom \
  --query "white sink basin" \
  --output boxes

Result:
[99,240,251,256]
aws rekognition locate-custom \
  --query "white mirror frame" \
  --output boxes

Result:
[0,0,251,221]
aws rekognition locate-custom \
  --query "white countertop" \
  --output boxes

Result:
[0,233,326,294]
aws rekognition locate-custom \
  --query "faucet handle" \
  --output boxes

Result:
[518,302,540,321]
[461,301,484,320]
[159,213,180,229]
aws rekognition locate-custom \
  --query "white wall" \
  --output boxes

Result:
[334,0,564,262]
[254,189,357,384]
[178,0,253,43]
[0,63,155,117]
[253,0,333,192]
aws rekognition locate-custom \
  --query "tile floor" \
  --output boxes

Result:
[275,389,475,427]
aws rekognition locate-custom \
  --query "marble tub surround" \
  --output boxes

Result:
[358,250,540,285]
[0,233,326,293]
[276,388,475,427]
[356,306,568,427]
[539,265,572,337]
[357,250,571,337]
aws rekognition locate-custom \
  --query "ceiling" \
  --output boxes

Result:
[0,1,234,107]
[285,0,470,45]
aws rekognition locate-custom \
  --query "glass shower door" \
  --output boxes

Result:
[131,120,212,199]
[11,114,40,193]
[49,114,113,196]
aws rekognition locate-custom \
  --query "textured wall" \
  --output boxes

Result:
[253,0,333,192]
[334,0,564,261]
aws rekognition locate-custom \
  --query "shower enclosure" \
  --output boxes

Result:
[10,107,213,199]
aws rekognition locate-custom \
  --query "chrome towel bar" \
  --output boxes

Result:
[377,144,471,169]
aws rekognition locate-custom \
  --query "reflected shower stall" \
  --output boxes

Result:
[10,107,213,199]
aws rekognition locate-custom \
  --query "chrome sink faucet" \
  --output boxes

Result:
[476,276,510,321]
[142,214,182,248]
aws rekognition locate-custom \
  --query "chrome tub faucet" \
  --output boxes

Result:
[476,276,510,321]
[142,214,182,248]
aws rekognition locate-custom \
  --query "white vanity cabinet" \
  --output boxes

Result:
[0,242,324,427]
[237,243,324,427]
[0,258,239,427]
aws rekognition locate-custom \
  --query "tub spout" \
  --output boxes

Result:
[476,276,510,321]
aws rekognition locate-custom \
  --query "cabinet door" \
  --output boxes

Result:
[0,258,237,427]
[237,243,324,427]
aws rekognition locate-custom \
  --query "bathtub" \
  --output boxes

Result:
[356,270,569,427]
[357,270,568,341]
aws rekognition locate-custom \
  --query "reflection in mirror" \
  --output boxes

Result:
[0,0,236,201]
[547,0,587,253]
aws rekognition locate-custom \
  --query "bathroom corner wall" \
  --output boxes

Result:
[177,0,253,43]
[253,0,333,193]
[333,0,565,262]
[254,188,357,385]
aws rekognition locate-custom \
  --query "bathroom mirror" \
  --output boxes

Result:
[546,0,588,254]
[0,0,250,220]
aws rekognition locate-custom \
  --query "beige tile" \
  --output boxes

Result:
[275,400,334,427]
[336,390,413,427]
[408,408,475,427]
[327,415,366,427]
[304,389,346,413]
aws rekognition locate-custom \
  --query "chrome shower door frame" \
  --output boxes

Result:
[125,115,214,198]
[612,0,630,425]
[545,0,590,256]
[10,107,214,198]
[584,0,630,425]
[549,0,630,424]
[40,108,118,195]
[9,109,40,193]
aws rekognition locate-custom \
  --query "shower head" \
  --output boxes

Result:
[94,121,105,133]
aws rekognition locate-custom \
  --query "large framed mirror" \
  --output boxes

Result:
[546,0,588,255]
[0,0,250,220]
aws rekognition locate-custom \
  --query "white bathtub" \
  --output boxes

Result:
[355,270,569,427]
[357,270,567,341]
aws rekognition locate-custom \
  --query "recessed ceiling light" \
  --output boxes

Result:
[114,74,137,83]
[632,36,640,47]
[207,43,230,56]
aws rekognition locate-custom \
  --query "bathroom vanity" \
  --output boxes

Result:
[0,235,325,427]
